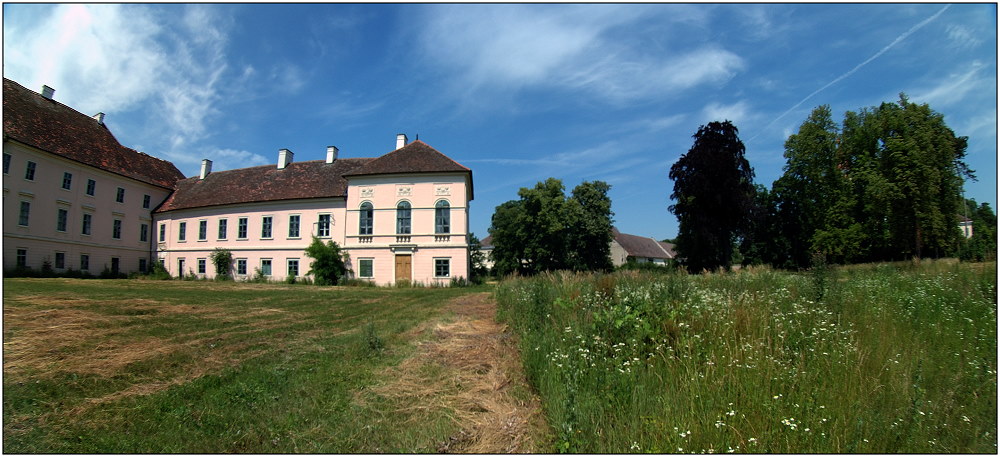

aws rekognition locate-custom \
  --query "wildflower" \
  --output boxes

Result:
[963,415,971,422]
[631,442,640,451]
[747,438,757,445]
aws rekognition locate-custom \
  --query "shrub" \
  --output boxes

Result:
[304,236,348,285]
[209,248,233,281]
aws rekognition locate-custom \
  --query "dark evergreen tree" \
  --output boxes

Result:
[669,120,755,272]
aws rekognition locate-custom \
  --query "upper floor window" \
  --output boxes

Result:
[396,201,411,235]
[435,200,450,234]
[61,172,73,190]
[261,216,273,239]
[178,221,187,241]
[116,187,125,203]
[159,223,166,242]
[218,219,228,240]
[143,194,151,209]
[289,215,301,238]
[82,214,93,235]
[18,201,30,226]
[112,219,122,239]
[3,153,10,174]
[199,220,208,240]
[359,202,373,235]
[140,223,149,242]
[86,179,96,196]
[24,161,36,180]
[56,208,68,232]
[317,214,330,237]
[237,217,248,239]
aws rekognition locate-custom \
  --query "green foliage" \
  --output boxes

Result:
[304,236,348,285]
[209,248,233,280]
[496,262,997,453]
[467,233,489,284]
[958,199,998,262]
[669,120,756,272]
[489,178,614,276]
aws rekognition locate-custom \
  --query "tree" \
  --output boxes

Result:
[304,236,348,285]
[489,178,614,276]
[468,232,489,283]
[209,248,233,280]
[669,121,755,272]
[958,199,997,262]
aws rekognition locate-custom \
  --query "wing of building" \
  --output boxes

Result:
[610,227,675,266]
[4,79,473,285]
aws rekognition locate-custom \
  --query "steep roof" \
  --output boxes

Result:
[344,140,471,177]
[156,158,373,212]
[480,235,493,248]
[613,227,674,260]
[3,78,184,189]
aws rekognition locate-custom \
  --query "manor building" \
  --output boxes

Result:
[3,78,473,285]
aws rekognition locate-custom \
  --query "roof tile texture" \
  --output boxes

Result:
[344,140,470,177]
[3,78,185,189]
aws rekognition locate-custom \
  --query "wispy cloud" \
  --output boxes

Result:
[751,4,950,140]
[911,60,989,108]
[700,100,752,126]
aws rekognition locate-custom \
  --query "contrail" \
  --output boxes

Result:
[751,4,951,141]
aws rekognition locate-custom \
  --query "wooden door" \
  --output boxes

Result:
[395,255,411,283]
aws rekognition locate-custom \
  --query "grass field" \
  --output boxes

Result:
[495,260,997,453]
[2,279,536,453]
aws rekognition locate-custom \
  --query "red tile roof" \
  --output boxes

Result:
[613,227,675,259]
[344,140,471,177]
[156,158,374,212]
[3,78,184,189]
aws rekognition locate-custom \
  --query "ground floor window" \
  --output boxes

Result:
[54,252,65,269]
[111,258,120,275]
[16,249,27,267]
[434,258,451,278]
[197,258,207,274]
[287,258,299,277]
[139,258,147,273]
[81,254,90,271]
[359,258,374,278]
[236,258,247,275]
[260,259,272,276]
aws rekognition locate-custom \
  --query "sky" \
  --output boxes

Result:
[3,3,996,241]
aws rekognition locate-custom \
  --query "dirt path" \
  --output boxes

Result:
[371,291,548,453]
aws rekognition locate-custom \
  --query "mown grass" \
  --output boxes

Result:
[3,279,490,453]
[495,260,997,453]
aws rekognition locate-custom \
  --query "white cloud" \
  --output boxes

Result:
[945,24,983,49]
[911,61,989,108]
[206,148,270,172]
[701,100,752,126]
[414,4,742,104]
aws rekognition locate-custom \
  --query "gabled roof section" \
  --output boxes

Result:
[613,227,674,259]
[3,78,184,189]
[156,158,373,212]
[343,140,471,177]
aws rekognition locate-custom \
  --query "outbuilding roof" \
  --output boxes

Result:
[3,78,185,189]
[613,227,675,259]
[155,158,373,212]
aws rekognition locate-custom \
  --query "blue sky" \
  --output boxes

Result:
[4,3,996,240]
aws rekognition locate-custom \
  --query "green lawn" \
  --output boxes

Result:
[3,279,489,453]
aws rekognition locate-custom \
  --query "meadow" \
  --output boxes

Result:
[495,260,997,453]
[2,279,528,453]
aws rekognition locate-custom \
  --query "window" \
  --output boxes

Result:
[359,258,374,278]
[16,249,27,267]
[178,221,187,241]
[435,200,450,234]
[359,202,373,235]
[260,259,272,276]
[288,215,300,238]
[140,223,149,242]
[199,220,208,240]
[82,214,92,235]
[62,172,72,190]
[55,252,65,269]
[197,258,206,274]
[18,201,30,226]
[396,201,411,234]
[317,214,330,237]
[218,219,228,240]
[24,161,36,180]
[86,179,96,196]
[238,217,248,239]
[139,258,147,273]
[287,259,299,277]
[112,219,122,239]
[261,216,273,238]
[178,259,185,277]
[142,194,151,209]
[3,153,10,174]
[435,258,451,278]
[159,223,166,242]
[56,208,68,232]
[116,187,125,203]
[111,257,120,275]
[80,254,90,271]
[236,258,247,275]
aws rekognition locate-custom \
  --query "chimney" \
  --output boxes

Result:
[41,85,55,100]
[199,159,212,179]
[326,145,338,163]
[278,148,294,169]
[396,133,408,150]
[93,112,105,125]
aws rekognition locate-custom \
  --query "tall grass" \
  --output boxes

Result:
[495,261,997,453]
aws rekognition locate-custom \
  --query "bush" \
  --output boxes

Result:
[304,236,348,285]
[210,248,233,281]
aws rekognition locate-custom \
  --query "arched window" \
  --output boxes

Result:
[359,202,373,235]
[435,200,450,234]
[396,201,411,234]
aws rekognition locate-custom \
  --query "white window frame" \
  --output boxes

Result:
[358,258,374,278]
[434,257,451,278]
[261,215,273,239]
[260,258,272,276]
[218,218,228,240]
[236,258,248,276]
[317,213,331,238]
[198,219,208,241]
[288,214,301,239]
[287,258,299,277]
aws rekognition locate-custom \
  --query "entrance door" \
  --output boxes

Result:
[395,255,411,283]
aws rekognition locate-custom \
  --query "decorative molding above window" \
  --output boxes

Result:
[435,185,451,196]
[397,185,412,197]
[360,187,374,198]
